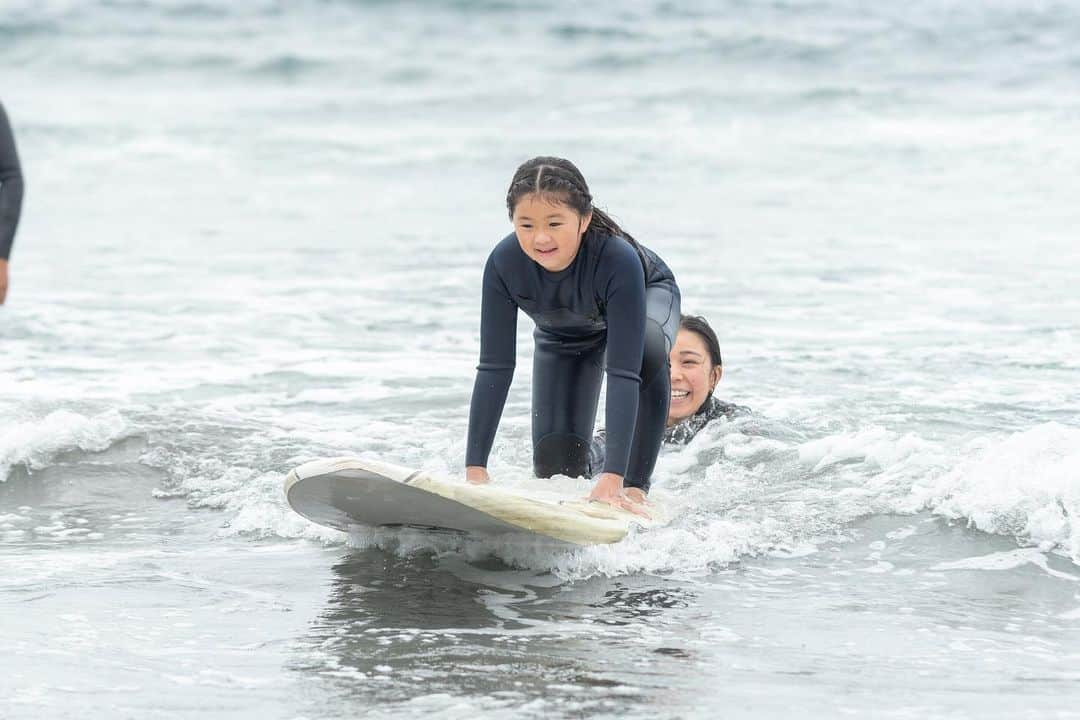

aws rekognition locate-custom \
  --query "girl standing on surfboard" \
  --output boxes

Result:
[465,156,680,515]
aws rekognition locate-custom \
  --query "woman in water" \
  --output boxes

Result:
[465,157,680,515]
[663,314,749,443]
[588,314,750,472]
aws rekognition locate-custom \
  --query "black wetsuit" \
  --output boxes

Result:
[0,102,24,261]
[588,396,751,472]
[466,231,680,492]
[663,396,751,444]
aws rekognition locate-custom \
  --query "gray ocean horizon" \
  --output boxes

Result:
[2,1,1079,718]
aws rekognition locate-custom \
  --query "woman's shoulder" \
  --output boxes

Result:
[664,396,751,445]
[705,397,751,420]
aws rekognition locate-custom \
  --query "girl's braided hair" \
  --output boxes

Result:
[505,156,647,270]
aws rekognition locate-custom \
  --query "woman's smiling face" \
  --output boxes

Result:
[667,328,722,426]
[511,193,591,272]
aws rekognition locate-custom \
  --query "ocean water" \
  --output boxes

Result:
[2,0,1080,717]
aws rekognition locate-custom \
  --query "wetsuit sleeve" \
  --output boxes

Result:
[588,429,607,476]
[599,244,646,476]
[465,252,517,467]
[0,103,24,261]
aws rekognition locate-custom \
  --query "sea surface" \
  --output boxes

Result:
[2,1,1079,718]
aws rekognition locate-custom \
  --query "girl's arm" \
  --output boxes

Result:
[465,253,518,476]
[595,242,647,480]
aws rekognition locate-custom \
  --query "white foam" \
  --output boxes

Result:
[319,424,958,579]
[931,548,1078,582]
[289,385,398,404]
[718,432,789,461]
[0,548,167,591]
[886,525,918,541]
[908,423,1080,561]
[179,466,346,544]
[159,414,1080,581]
[798,426,933,473]
[0,409,129,481]
[343,496,757,582]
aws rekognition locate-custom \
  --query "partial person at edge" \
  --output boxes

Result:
[0,101,25,305]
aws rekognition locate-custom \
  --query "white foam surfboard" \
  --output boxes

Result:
[283,457,664,546]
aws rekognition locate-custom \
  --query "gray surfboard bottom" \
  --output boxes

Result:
[283,457,655,546]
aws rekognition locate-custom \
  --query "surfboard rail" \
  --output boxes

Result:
[284,457,661,546]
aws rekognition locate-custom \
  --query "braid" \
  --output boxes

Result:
[588,208,638,246]
[506,158,591,217]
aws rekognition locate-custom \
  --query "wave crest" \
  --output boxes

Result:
[1,409,130,481]
[907,422,1080,560]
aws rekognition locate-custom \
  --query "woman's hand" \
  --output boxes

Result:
[465,466,491,485]
[588,472,650,518]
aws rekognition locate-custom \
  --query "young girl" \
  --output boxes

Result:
[465,157,680,513]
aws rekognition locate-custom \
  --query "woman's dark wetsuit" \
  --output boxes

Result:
[466,231,680,493]
[588,395,751,472]
[0,102,24,261]
[662,396,751,444]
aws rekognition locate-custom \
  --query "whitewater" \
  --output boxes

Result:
[2,1,1079,718]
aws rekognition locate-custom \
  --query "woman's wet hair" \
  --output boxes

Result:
[680,314,722,370]
[506,156,646,262]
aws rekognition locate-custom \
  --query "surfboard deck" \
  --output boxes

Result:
[283,457,662,546]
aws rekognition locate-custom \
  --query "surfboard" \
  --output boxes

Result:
[283,457,663,546]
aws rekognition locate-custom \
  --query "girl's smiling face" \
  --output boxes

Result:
[668,328,722,426]
[512,193,592,272]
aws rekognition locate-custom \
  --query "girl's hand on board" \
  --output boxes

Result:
[465,466,491,485]
[588,472,651,519]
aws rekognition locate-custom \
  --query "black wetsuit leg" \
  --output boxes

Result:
[537,282,680,490]
[531,331,606,478]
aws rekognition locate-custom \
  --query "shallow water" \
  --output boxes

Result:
[3,1,1080,717]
